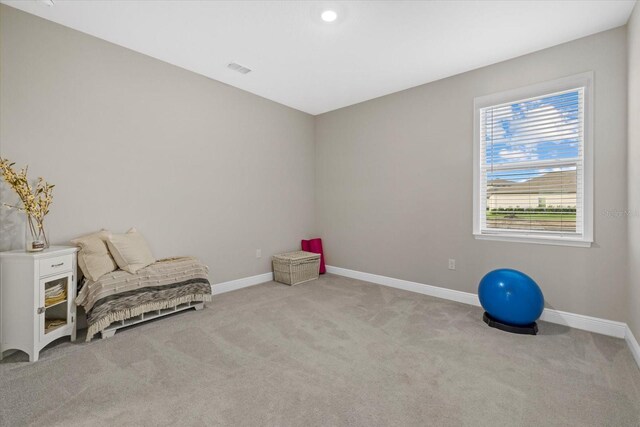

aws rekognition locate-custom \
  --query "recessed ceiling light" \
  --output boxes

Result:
[321,10,337,23]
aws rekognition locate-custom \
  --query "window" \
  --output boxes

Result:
[473,73,593,247]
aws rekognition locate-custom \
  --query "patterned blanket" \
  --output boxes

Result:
[76,257,212,341]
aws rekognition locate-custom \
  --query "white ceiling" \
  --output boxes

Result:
[2,0,636,115]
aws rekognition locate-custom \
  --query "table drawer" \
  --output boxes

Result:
[39,255,73,277]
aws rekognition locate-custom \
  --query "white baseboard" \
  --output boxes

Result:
[326,265,628,339]
[212,272,273,295]
[326,265,480,307]
[539,308,626,338]
[626,326,640,370]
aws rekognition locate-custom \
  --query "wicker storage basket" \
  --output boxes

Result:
[272,251,321,286]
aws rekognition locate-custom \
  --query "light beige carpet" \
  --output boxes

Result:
[1,274,639,426]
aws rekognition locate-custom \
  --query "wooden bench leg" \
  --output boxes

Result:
[193,302,204,311]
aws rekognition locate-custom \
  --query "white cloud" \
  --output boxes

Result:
[489,99,578,163]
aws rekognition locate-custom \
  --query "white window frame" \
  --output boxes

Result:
[472,72,594,247]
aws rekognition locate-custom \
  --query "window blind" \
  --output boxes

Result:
[479,88,584,237]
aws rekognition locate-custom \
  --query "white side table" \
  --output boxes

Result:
[0,246,78,362]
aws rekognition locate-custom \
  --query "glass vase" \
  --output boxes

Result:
[25,215,49,252]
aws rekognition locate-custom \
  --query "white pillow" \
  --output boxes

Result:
[106,228,155,274]
[71,230,117,281]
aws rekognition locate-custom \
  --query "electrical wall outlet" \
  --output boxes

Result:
[256,249,262,258]
[448,259,456,270]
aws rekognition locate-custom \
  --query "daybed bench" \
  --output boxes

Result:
[76,256,211,341]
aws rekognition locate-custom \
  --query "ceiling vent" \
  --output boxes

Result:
[227,63,251,74]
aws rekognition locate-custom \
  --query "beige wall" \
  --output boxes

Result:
[0,5,634,326]
[316,27,629,321]
[628,3,640,339]
[0,5,316,283]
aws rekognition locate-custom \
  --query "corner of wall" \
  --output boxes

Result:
[627,1,640,340]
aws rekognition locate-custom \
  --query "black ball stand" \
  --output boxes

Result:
[483,312,538,335]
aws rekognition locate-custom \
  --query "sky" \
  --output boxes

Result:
[484,89,581,183]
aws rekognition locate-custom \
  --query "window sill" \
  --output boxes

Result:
[474,233,592,248]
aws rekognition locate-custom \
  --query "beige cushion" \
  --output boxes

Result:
[106,228,155,274]
[71,230,117,281]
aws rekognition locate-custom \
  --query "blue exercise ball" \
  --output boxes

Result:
[478,269,544,326]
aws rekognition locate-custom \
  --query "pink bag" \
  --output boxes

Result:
[301,238,326,274]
